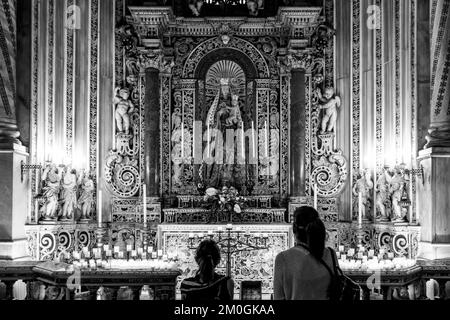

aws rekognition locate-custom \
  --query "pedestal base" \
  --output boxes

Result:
[0,239,28,260]
[417,242,450,260]
[0,143,29,260]
[417,147,450,259]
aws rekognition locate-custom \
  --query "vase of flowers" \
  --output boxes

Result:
[202,186,247,223]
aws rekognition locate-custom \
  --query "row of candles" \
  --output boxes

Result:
[68,245,179,271]
[336,245,416,271]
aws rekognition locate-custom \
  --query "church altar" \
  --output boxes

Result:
[16,3,426,300]
[158,223,292,299]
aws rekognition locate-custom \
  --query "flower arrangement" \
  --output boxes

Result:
[202,186,247,219]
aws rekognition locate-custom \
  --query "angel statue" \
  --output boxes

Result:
[389,166,407,222]
[113,87,135,135]
[352,170,374,221]
[316,87,341,134]
[39,163,63,221]
[60,165,81,221]
[78,170,95,221]
[376,167,391,221]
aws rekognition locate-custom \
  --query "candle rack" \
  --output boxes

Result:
[187,226,270,277]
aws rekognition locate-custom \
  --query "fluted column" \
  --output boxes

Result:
[0,0,19,143]
[426,0,450,148]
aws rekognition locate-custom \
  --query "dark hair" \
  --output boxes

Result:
[195,239,221,283]
[293,206,326,260]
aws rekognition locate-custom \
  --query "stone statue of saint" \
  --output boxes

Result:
[389,167,407,222]
[376,167,390,221]
[352,170,374,221]
[39,164,62,221]
[316,87,341,134]
[78,171,95,221]
[60,166,80,221]
[114,87,135,135]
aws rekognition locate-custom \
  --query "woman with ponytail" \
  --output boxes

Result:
[273,206,339,300]
[180,239,233,301]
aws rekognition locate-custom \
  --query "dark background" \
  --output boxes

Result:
[125,0,324,17]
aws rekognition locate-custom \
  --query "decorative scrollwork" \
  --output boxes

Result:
[40,233,57,260]
[105,154,141,198]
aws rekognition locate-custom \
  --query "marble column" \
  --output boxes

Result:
[0,0,29,260]
[417,0,450,260]
[426,0,450,148]
[289,69,305,197]
[144,69,160,197]
[0,0,19,144]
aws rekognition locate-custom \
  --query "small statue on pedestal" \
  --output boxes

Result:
[352,170,374,221]
[114,87,135,135]
[316,87,341,134]
[60,165,81,221]
[376,167,390,221]
[39,164,62,221]
[78,170,95,222]
[389,167,407,223]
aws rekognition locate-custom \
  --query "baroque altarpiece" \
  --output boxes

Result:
[19,3,422,298]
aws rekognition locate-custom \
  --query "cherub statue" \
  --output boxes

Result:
[188,0,204,17]
[39,164,62,221]
[60,165,81,221]
[389,167,407,222]
[352,170,374,221]
[316,87,341,134]
[78,171,95,221]
[114,87,135,135]
[376,167,390,221]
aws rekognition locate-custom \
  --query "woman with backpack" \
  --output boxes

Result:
[273,206,347,300]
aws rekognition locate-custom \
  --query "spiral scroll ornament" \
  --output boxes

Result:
[58,231,73,252]
[393,234,409,256]
[77,230,91,249]
[40,233,57,260]
[105,154,141,198]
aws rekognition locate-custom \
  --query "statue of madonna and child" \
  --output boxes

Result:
[200,78,249,193]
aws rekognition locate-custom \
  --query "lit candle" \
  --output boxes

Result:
[358,192,363,226]
[314,184,318,210]
[181,124,185,158]
[251,121,256,159]
[426,280,436,300]
[143,184,147,228]
[113,106,116,150]
[264,120,268,157]
[241,122,245,162]
[207,124,211,157]
[98,190,102,227]
[409,175,414,224]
